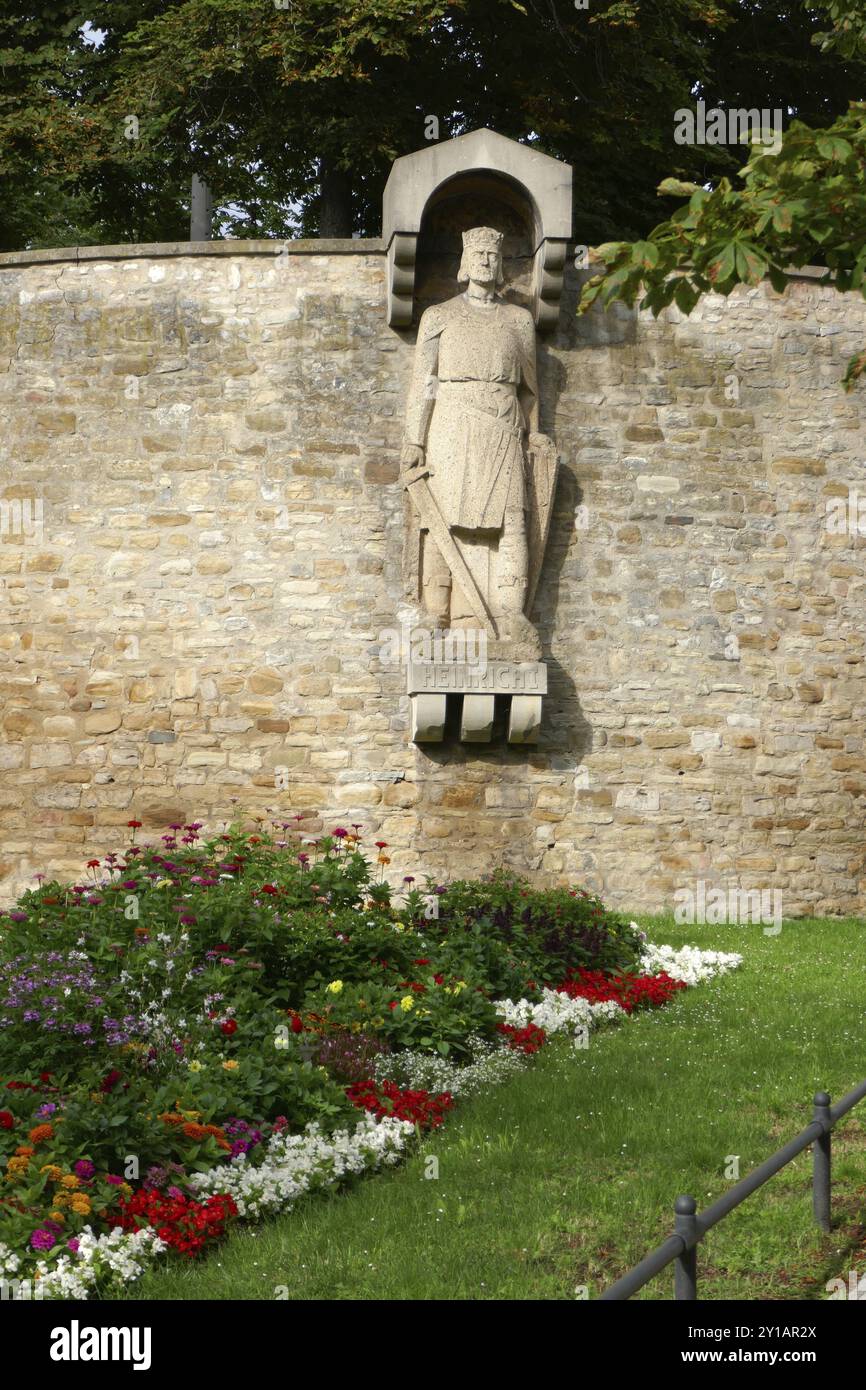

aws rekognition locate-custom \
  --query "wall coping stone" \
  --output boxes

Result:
[0,238,385,270]
[0,240,833,282]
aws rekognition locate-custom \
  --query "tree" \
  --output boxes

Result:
[579,1,866,387]
[1,1,865,250]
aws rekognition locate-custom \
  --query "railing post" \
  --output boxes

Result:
[812,1090,832,1232]
[674,1195,698,1300]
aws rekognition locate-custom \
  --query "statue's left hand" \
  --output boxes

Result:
[528,432,554,453]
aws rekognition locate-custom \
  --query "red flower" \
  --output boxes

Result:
[497,1022,547,1055]
[39,1072,53,1083]
[290,1015,303,1034]
[259,883,278,895]
[113,1189,237,1258]
[127,819,142,829]
[86,859,100,868]
[0,1111,13,1130]
[100,1069,122,1094]
[374,840,388,849]
[556,968,685,1015]
[220,1019,238,1036]
[346,1080,452,1130]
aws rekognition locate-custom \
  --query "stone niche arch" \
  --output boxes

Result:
[382,128,572,331]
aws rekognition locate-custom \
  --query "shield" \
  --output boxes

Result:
[525,436,560,615]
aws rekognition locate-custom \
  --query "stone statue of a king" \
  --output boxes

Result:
[400,226,558,664]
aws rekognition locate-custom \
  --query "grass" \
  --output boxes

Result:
[126,916,866,1301]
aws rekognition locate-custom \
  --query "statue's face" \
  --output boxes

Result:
[465,243,501,286]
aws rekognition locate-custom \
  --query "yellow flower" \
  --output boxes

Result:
[400,995,414,1012]
[371,1016,384,1028]
[6,1156,28,1177]
[153,878,173,889]
[40,1165,63,1181]
[222,1060,239,1071]
[189,1060,203,1072]
[89,1092,104,1104]
[69,1194,91,1215]
[326,980,343,994]
[351,1021,362,1033]
[60,1174,80,1190]
[52,1193,69,1209]
[48,1210,65,1223]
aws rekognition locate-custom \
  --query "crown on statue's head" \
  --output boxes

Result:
[457,226,506,285]
[461,226,504,253]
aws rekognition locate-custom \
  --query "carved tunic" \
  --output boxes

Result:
[404,294,538,531]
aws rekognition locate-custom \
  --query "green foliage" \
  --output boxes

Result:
[579,4,866,387]
[3,2,864,248]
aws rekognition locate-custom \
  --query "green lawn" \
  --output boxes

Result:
[126,916,866,1301]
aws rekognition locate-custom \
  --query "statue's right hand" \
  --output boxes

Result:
[400,444,428,475]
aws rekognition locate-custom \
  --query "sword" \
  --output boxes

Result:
[403,466,499,639]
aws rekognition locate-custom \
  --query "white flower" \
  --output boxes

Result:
[639,943,742,985]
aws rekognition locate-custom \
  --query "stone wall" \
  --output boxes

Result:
[1,240,864,915]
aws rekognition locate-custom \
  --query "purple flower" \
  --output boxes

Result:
[74,1159,96,1180]
[73,1022,92,1036]
[105,1174,124,1186]
[8,912,27,923]
[67,1237,80,1253]
[23,1010,41,1023]
[36,1103,57,1118]
[30,1228,56,1252]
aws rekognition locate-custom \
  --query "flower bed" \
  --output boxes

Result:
[0,819,741,1298]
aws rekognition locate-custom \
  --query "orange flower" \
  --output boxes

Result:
[182,1122,208,1141]
[15,1144,34,1158]
[28,1124,53,1144]
[158,1112,185,1127]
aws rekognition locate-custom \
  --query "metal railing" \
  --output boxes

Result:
[598,1078,866,1300]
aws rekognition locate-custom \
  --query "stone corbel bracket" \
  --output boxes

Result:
[383,128,573,331]
[408,660,548,745]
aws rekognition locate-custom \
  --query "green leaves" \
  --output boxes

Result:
[657,177,702,198]
[578,93,866,385]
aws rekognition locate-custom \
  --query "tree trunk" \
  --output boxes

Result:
[318,158,352,238]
